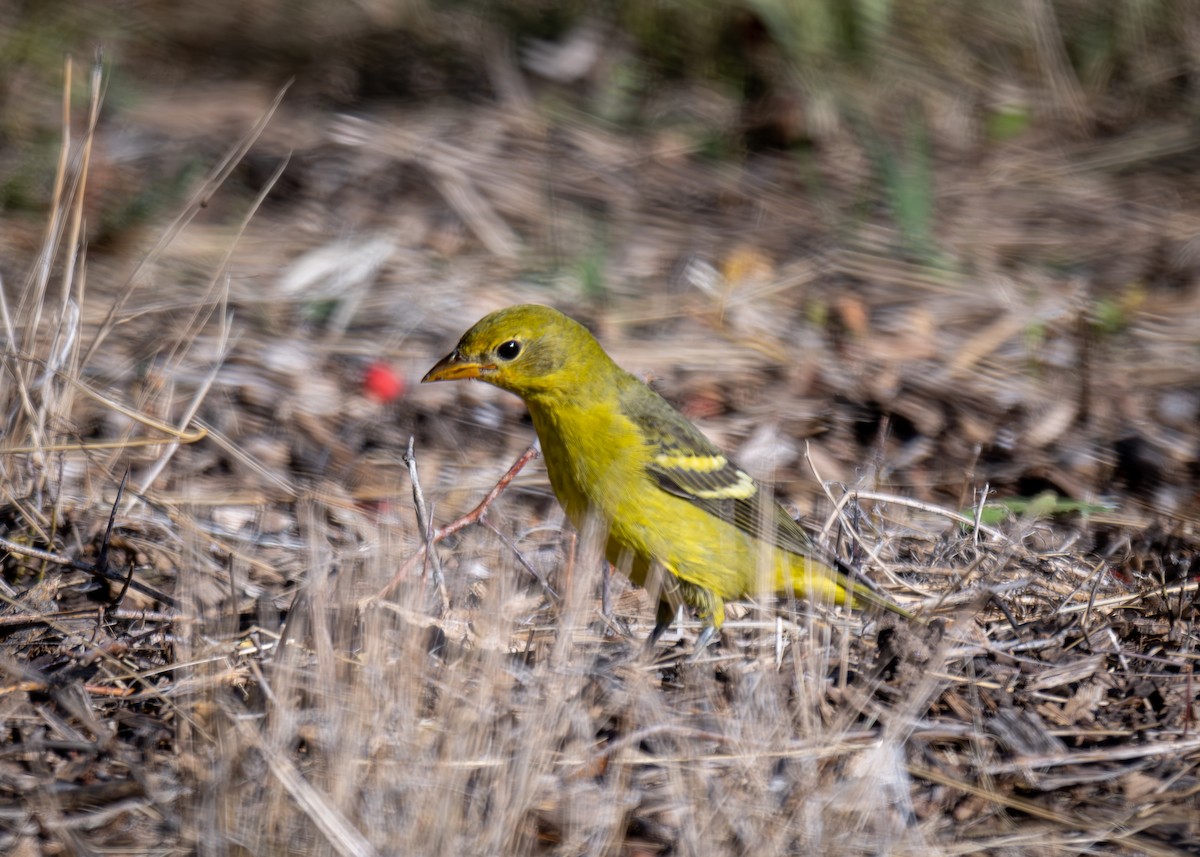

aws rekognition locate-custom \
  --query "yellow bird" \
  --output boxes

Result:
[423,304,911,647]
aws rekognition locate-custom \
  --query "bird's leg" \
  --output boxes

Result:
[640,564,686,647]
[692,624,718,656]
[688,594,724,658]
[645,599,678,650]
[681,590,724,657]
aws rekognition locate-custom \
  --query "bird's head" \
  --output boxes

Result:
[422,304,608,401]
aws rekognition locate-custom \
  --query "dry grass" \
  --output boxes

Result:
[2,18,1200,856]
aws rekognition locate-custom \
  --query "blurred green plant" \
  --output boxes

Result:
[986,103,1033,142]
[884,113,933,257]
[0,131,58,211]
[5,1,1196,147]
[578,230,610,302]
[747,0,891,67]
[968,491,1110,527]
[1090,282,1145,336]
[1091,295,1127,336]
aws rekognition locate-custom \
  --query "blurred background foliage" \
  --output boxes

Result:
[2,0,1196,169]
[2,1,1199,500]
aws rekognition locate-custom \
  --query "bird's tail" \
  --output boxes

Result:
[777,553,915,620]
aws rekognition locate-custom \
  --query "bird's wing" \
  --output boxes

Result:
[621,382,825,560]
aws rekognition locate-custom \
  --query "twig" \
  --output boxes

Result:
[0,680,136,699]
[103,470,136,606]
[224,708,379,857]
[481,519,558,599]
[1057,577,1198,615]
[0,531,177,608]
[988,591,1020,633]
[402,436,444,594]
[848,487,1011,543]
[0,357,209,454]
[372,444,540,601]
[972,483,990,547]
[806,443,929,600]
[906,763,1188,857]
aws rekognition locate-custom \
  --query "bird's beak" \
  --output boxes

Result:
[422,351,488,383]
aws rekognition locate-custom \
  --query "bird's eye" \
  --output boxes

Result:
[496,340,522,360]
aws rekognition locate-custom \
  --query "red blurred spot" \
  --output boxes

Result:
[363,362,405,403]
[1107,564,1133,586]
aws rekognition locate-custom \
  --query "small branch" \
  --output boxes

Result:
[0,357,209,454]
[94,470,127,593]
[437,444,541,542]
[481,519,558,599]
[846,487,1010,544]
[373,444,540,601]
[0,680,136,699]
[403,437,445,599]
[0,532,177,609]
